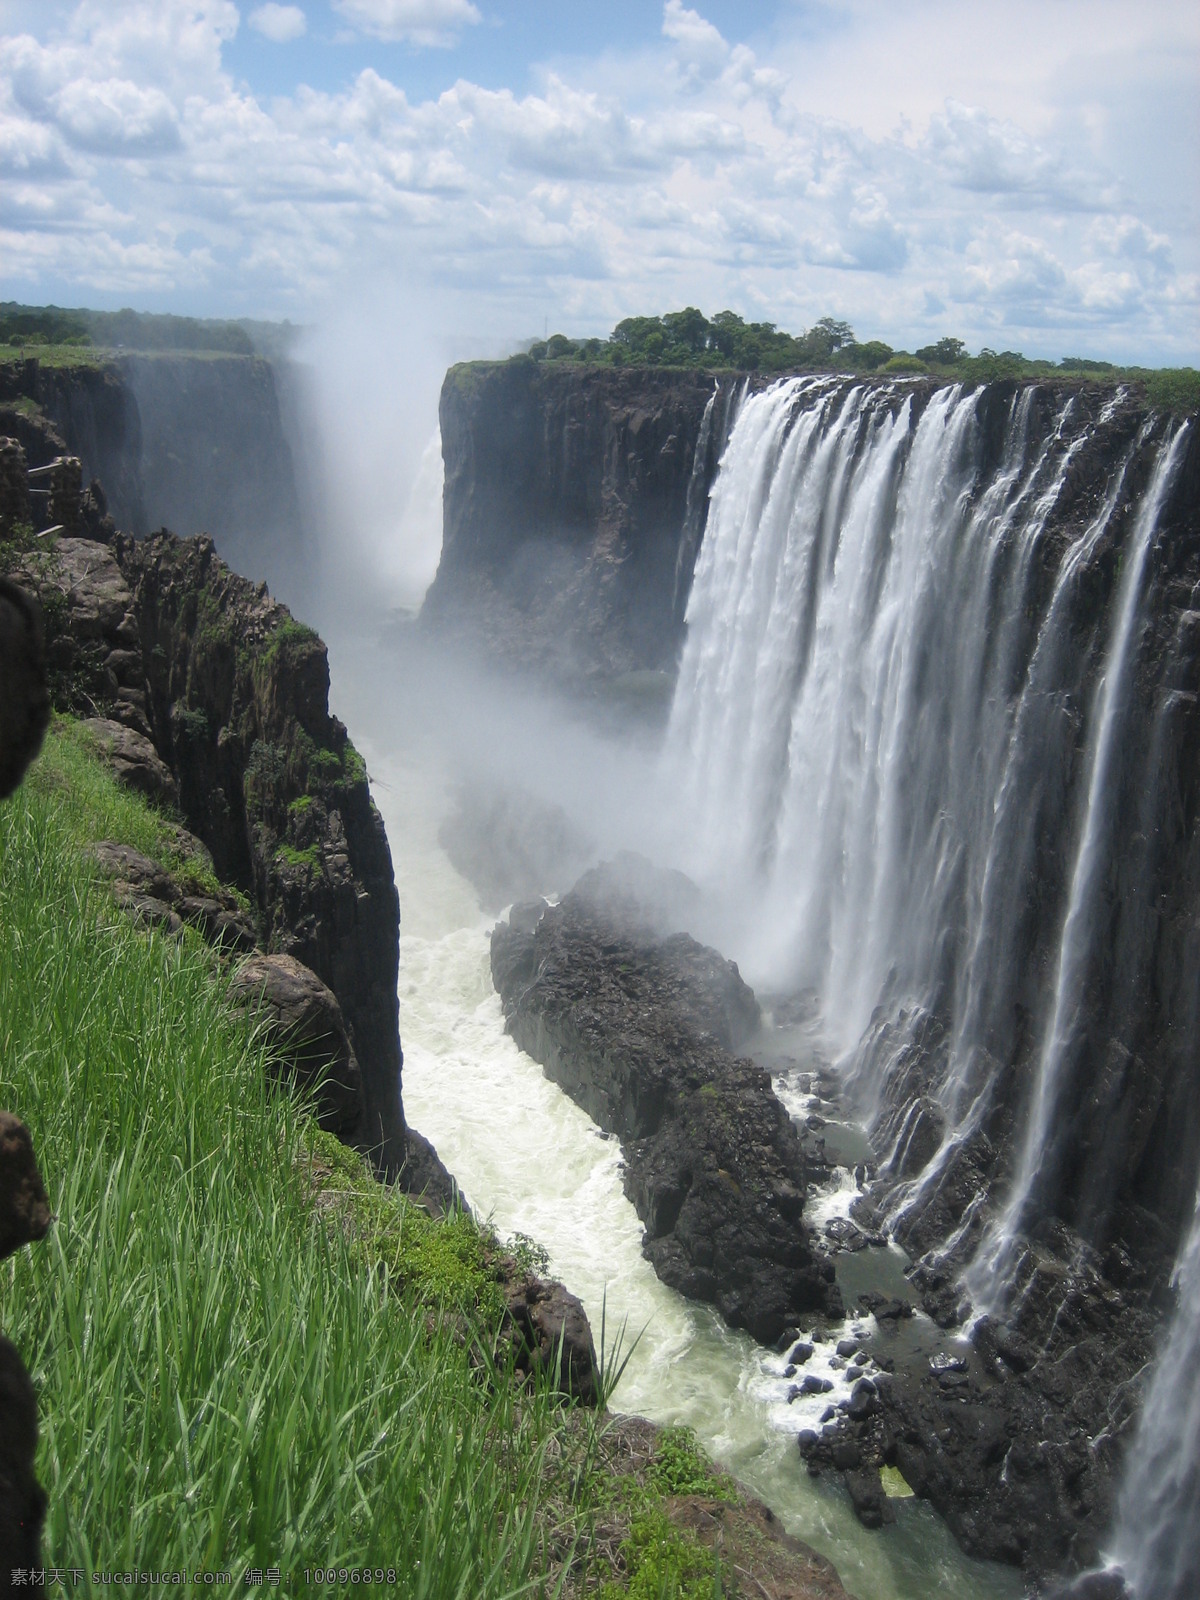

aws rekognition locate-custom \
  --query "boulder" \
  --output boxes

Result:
[0,579,49,800]
[230,953,363,1135]
[0,1114,51,1264]
[0,1336,45,1570]
[82,717,176,806]
[502,1275,598,1406]
[0,1113,50,1568]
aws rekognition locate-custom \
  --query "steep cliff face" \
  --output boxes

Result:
[424,359,730,681]
[118,531,408,1173]
[119,355,305,581]
[3,507,437,1190]
[0,355,306,589]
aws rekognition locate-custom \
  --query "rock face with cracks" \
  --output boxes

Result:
[491,861,841,1344]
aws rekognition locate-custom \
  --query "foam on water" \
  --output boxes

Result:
[329,680,1022,1600]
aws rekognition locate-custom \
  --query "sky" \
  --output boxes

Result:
[1,0,1198,364]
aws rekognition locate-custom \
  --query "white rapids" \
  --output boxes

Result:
[325,642,1022,1600]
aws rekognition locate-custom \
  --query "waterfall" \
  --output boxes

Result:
[967,420,1191,1312]
[665,380,1193,1290]
[1109,1181,1200,1599]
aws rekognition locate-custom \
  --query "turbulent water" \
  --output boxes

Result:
[318,374,1195,1597]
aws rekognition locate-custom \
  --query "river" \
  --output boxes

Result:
[327,631,1024,1600]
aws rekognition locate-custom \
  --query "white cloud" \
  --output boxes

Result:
[0,0,1194,364]
[662,0,727,76]
[53,77,181,153]
[331,0,481,48]
[248,4,307,43]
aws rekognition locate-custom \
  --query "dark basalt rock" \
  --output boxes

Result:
[0,579,49,800]
[0,1115,51,1569]
[491,860,841,1344]
[425,361,731,685]
[843,1466,894,1530]
[230,953,364,1136]
[502,1275,598,1406]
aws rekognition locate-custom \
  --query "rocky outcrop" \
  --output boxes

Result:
[0,579,49,800]
[491,860,841,1344]
[7,506,448,1197]
[0,360,141,536]
[230,953,363,1136]
[500,1275,598,1405]
[424,360,732,684]
[114,531,412,1172]
[90,838,257,954]
[80,718,176,806]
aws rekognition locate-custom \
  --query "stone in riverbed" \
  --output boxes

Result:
[846,1378,878,1421]
[844,1465,895,1529]
[491,859,842,1344]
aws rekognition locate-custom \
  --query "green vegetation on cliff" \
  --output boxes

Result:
[0,719,781,1596]
[518,307,1199,411]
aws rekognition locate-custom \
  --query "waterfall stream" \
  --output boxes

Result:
[319,375,1193,1596]
[321,667,1022,1600]
[666,382,1192,1283]
[1110,1180,1200,1599]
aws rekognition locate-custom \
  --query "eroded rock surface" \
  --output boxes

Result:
[230,952,363,1136]
[81,717,176,806]
[491,860,841,1344]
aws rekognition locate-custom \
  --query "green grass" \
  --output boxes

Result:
[0,725,578,1594]
[600,1511,725,1600]
[0,721,746,1598]
[35,718,226,899]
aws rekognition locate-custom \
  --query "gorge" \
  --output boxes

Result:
[8,343,1199,1597]
[424,358,1200,1594]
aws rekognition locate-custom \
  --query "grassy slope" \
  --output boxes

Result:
[0,721,772,1598]
[0,722,573,1591]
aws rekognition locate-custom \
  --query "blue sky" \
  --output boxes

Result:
[2,0,1197,363]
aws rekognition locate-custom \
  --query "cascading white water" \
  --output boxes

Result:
[967,421,1191,1311]
[666,382,1191,1292]
[1109,1180,1200,1599]
[323,635,1025,1600]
